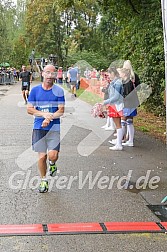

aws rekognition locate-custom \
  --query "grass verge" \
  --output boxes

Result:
[134,106,166,143]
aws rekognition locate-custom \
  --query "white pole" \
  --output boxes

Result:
[161,0,167,145]
[160,0,167,203]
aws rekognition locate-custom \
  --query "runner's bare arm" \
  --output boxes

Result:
[27,103,54,120]
[27,103,64,120]
[52,104,64,119]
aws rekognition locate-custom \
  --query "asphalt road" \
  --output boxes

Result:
[0,81,167,252]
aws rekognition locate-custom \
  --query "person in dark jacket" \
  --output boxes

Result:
[119,67,140,147]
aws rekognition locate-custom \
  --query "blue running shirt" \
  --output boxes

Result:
[28,84,65,131]
[68,68,78,81]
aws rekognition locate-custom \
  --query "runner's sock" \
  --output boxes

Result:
[49,161,55,165]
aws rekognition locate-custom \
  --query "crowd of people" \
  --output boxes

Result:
[15,58,140,192]
[21,61,109,193]
[0,67,20,84]
[0,54,144,194]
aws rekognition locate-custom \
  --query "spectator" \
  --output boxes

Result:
[57,67,63,84]
[119,67,139,147]
[68,64,78,97]
[103,67,124,151]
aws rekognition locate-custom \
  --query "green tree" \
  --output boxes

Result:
[0,0,165,115]
[97,0,165,115]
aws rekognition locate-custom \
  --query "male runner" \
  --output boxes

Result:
[27,64,65,193]
[19,65,32,104]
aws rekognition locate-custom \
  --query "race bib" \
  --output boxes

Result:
[23,82,28,87]
[38,105,51,113]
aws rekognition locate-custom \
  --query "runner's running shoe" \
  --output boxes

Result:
[49,162,57,177]
[38,180,48,193]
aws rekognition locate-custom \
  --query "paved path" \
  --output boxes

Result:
[0,81,167,251]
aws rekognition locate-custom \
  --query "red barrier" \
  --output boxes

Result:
[48,222,103,233]
[0,222,166,236]
[160,222,167,229]
[104,222,161,232]
[80,78,105,98]
[0,224,43,234]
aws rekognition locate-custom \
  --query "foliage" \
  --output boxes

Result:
[0,0,166,115]
[67,50,110,70]
[0,1,16,64]
[97,0,166,115]
[0,0,29,68]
